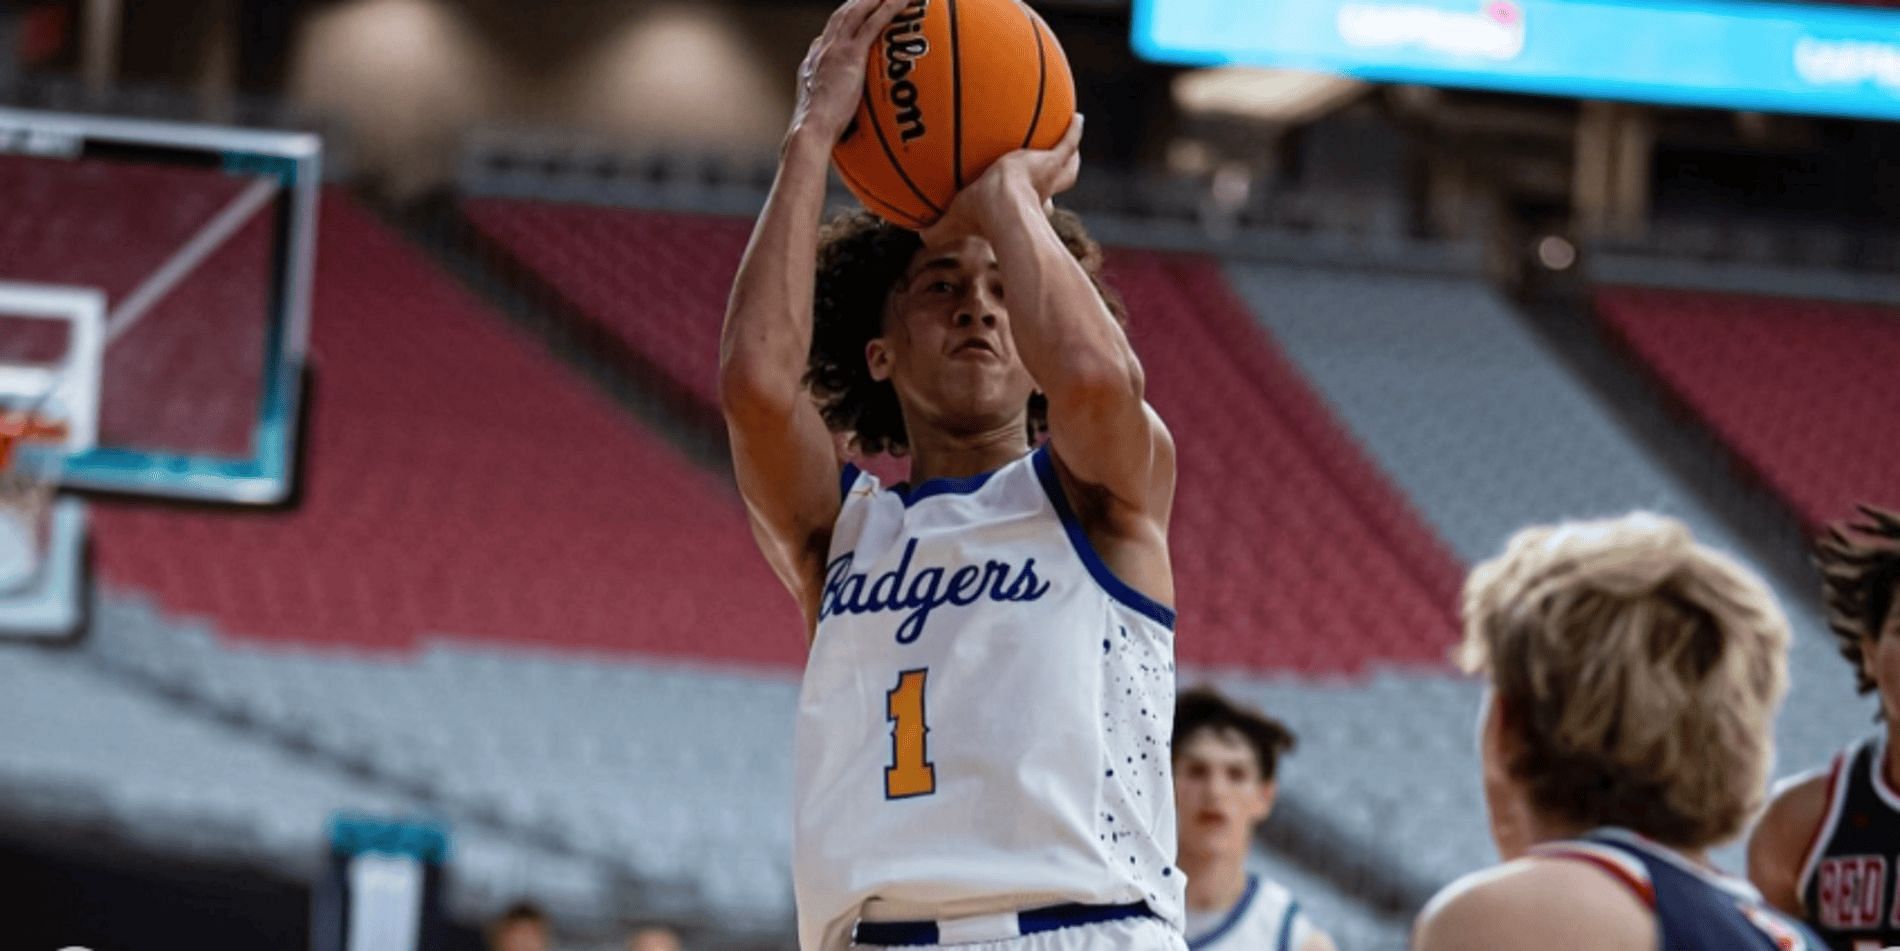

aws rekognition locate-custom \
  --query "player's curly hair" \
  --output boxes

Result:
[1817,504,1900,694]
[1171,686,1298,783]
[805,207,1125,457]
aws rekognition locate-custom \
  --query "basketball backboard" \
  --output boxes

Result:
[0,108,319,505]
[0,283,99,639]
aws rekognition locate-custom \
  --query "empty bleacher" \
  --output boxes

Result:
[464,198,1466,674]
[1224,261,1872,873]
[1595,285,1900,531]
[89,193,806,666]
[1112,253,1462,672]
[462,197,748,421]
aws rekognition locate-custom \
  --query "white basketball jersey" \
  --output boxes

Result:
[791,445,1184,950]
[1185,876,1310,951]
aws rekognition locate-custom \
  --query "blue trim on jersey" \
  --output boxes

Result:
[1276,898,1300,951]
[853,900,1155,946]
[890,466,1003,507]
[840,463,861,503]
[1188,874,1260,949]
[1576,830,1825,951]
[1030,445,1178,629]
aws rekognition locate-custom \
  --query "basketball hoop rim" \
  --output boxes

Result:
[0,411,71,474]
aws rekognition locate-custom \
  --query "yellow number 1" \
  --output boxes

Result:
[885,669,936,799]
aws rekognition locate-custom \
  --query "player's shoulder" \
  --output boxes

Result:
[1414,855,1652,951]
[1754,754,1846,856]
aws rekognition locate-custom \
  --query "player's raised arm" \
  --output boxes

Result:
[926,118,1174,521]
[720,0,908,625]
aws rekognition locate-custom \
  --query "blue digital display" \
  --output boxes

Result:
[1133,0,1900,120]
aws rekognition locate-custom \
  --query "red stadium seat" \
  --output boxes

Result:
[464,199,1463,673]
[89,193,808,666]
[1596,286,1900,530]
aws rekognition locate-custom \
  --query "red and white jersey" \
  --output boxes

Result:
[791,445,1184,950]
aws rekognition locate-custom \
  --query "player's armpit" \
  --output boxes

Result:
[1748,767,1834,918]
[1046,392,1175,520]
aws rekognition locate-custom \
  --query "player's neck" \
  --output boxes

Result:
[1179,850,1250,913]
[902,421,1028,486]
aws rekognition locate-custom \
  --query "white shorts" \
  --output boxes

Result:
[862,916,1187,951]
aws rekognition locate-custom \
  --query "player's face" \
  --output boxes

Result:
[868,236,1038,438]
[1860,597,1900,720]
[1172,728,1274,860]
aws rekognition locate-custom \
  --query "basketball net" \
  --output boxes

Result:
[0,408,67,596]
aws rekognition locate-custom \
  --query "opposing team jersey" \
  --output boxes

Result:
[791,446,1185,951]
[1185,875,1313,951]
[1535,829,1819,950]
[1797,735,1900,951]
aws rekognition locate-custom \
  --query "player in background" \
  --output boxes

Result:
[1413,513,1820,951]
[1749,504,1900,951]
[718,1,1182,949]
[1172,687,1336,951]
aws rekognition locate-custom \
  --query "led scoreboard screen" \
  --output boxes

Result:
[1133,0,1900,121]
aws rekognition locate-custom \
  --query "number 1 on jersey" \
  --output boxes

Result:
[885,668,936,799]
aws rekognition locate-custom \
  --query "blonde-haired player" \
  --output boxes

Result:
[1413,513,1820,950]
[1172,687,1335,951]
[1748,504,1900,950]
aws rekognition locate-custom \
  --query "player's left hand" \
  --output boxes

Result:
[922,114,1083,245]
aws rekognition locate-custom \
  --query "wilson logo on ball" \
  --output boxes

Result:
[835,0,1076,228]
[885,0,931,143]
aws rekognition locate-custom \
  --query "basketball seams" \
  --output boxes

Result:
[859,88,946,219]
[837,161,930,230]
[1023,5,1049,151]
[837,0,1063,224]
[948,0,965,190]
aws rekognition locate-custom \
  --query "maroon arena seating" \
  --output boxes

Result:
[90,194,808,666]
[464,199,1463,673]
[463,198,748,418]
[1112,254,1461,671]
[1597,286,1900,531]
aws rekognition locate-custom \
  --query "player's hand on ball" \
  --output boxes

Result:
[791,0,911,147]
[1012,113,1085,205]
[922,115,1084,245]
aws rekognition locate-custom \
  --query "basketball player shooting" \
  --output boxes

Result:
[718,1,1184,949]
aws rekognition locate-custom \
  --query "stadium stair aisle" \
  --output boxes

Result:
[1223,261,1870,878]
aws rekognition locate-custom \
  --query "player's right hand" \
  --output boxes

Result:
[790,0,910,148]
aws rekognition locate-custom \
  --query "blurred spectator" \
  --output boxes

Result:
[624,925,682,951]
[487,901,550,951]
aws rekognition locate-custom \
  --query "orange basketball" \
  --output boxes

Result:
[834,0,1076,229]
